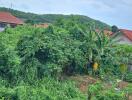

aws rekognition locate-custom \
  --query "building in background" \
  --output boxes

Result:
[113,29,132,45]
[0,12,24,31]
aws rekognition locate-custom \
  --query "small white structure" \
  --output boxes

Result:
[113,29,132,45]
[114,34,132,44]
[0,27,5,32]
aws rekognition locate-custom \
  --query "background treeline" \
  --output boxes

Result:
[0,7,111,30]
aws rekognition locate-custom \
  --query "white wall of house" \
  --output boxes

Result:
[0,27,5,32]
[114,34,132,45]
[0,22,6,32]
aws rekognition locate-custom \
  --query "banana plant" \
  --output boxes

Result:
[85,29,123,77]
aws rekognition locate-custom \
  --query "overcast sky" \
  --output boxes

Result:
[0,0,132,30]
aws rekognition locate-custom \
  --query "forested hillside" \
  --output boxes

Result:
[0,7,111,30]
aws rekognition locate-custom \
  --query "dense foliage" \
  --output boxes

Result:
[87,82,132,100]
[0,19,122,82]
[0,78,86,100]
[0,17,131,99]
[116,44,132,82]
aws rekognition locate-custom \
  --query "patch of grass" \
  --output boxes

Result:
[0,78,86,100]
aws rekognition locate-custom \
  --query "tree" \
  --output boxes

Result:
[111,25,119,33]
[25,19,35,25]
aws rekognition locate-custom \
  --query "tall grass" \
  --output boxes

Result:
[0,78,86,100]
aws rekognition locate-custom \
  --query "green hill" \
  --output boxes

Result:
[0,7,111,30]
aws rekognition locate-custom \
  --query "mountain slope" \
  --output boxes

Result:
[0,7,111,30]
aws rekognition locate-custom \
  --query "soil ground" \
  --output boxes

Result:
[69,75,132,100]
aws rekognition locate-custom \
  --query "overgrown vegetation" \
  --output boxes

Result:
[0,17,131,99]
[0,78,86,100]
[88,82,132,100]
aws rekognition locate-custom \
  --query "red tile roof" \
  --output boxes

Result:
[0,12,24,25]
[120,29,132,41]
[96,29,132,41]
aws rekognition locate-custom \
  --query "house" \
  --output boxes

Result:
[95,28,132,45]
[113,29,132,45]
[0,12,24,31]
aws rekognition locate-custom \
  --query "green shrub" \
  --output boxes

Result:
[124,72,132,82]
[16,25,88,82]
[0,18,129,82]
[123,84,132,96]
[87,82,126,100]
[0,78,86,100]
[0,87,17,100]
[0,19,126,83]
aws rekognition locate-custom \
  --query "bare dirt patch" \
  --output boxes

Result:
[70,75,131,100]
[70,75,97,93]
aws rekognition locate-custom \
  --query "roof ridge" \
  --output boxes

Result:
[0,11,24,24]
[120,29,132,41]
